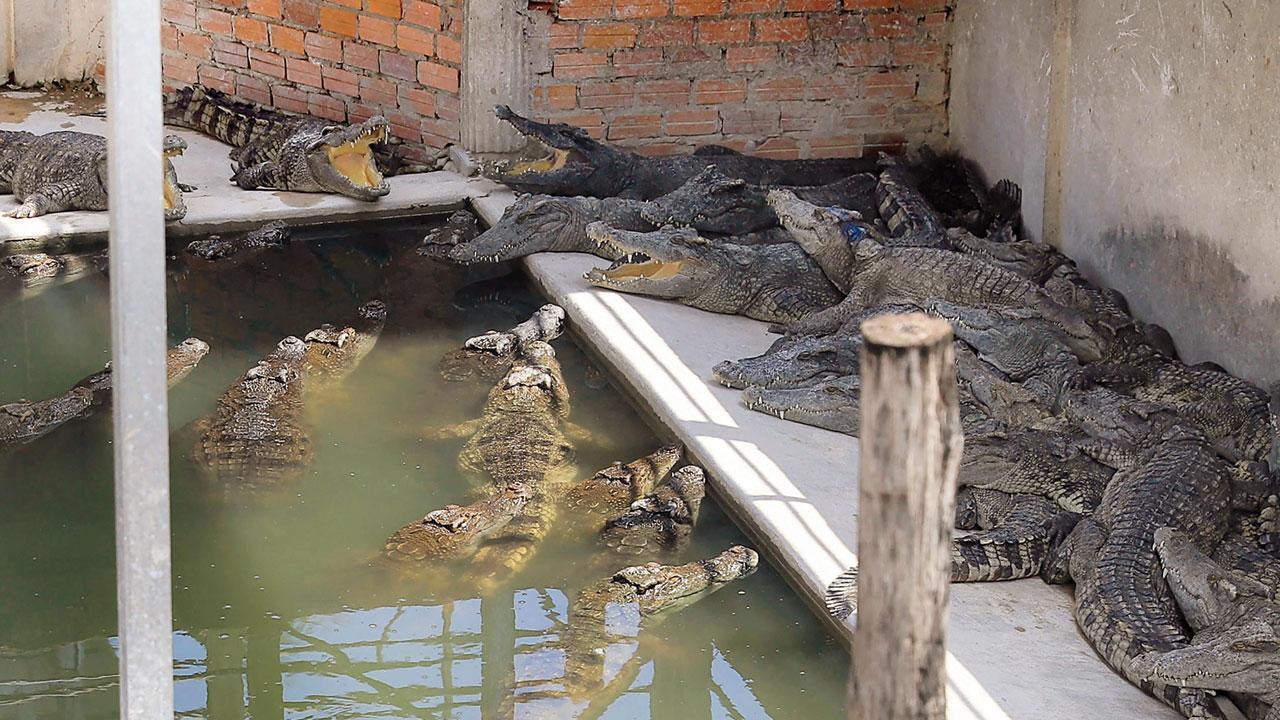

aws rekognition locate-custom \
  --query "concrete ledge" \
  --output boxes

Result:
[0,95,505,248]
[471,190,1184,720]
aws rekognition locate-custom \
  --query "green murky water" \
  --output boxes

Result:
[0,218,846,719]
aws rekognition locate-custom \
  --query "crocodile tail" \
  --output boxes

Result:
[950,529,1049,582]
[163,84,289,149]
[986,179,1023,233]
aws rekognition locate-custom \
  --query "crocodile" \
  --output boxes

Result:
[1044,263,1181,361]
[712,327,863,390]
[869,165,952,248]
[383,482,533,563]
[959,427,1115,515]
[193,336,311,486]
[951,487,1072,582]
[742,374,860,434]
[884,147,1022,236]
[583,222,841,324]
[600,465,706,555]
[1130,527,1280,720]
[1,250,109,289]
[299,299,387,388]
[0,130,187,220]
[185,220,291,264]
[164,84,390,200]
[74,337,211,406]
[1042,425,1234,718]
[562,444,682,519]
[417,209,480,258]
[488,104,877,200]
[0,386,93,446]
[639,165,880,235]
[947,228,1072,285]
[438,304,566,383]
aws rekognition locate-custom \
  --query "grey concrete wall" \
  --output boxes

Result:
[6,0,106,85]
[951,0,1280,387]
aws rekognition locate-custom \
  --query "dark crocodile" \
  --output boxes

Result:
[194,336,311,486]
[1043,425,1233,718]
[583,223,841,324]
[870,166,951,248]
[1129,527,1280,720]
[0,130,187,220]
[0,387,93,446]
[886,147,1022,236]
[1,249,109,289]
[713,327,863,390]
[562,444,682,519]
[951,487,1069,582]
[438,304,567,383]
[742,374,860,434]
[640,165,880,235]
[447,194,648,264]
[959,427,1115,515]
[383,483,533,563]
[600,465,706,555]
[186,220,291,263]
[164,85,390,200]
[488,104,876,200]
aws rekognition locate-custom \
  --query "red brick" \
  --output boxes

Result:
[249,48,286,77]
[698,19,750,44]
[344,41,381,71]
[665,46,719,74]
[399,85,438,115]
[160,26,179,52]
[418,60,460,91]
[286,57,323,87]
[282,0,319,28]
[321,65,361,96]
[435,35,461,63]
[608,112,663,140]
[638,19,694,46]
[435,92,460,121]
[721,106,779,135]
[549,23,580,49]
[837,100,891,131]
[693,78,746,104]
[309,92,349,121]
[272,85,308,113]
[367,0,402,18]
[634,141,691,156]
[421,117,459,146]
[162,55,199,84]
[210,0,246,8]
[388,112,422,141]
[319,6,358,35]
[397,24,434,55]
[779,106,818,133]
[894,40,943,65]
[177,31,212,59]
[347,103,379,122]
[728,0,778,11]
[552,51,608,79]
[164,0,197,28]
[578,80,636,109]
[725,44,776,69]
[543,84,577,110]
[236,73,273,104]
[197,65,236,94]
[212,38,250,67]
[843,0,894,7]
[557,0,611,20]
[403,0,441,28]
[809,13,862,41]
[380,50,417,80]
[583,23,638,49]
[805,73,855,100]
[304,31,343,62]
[232,16,267,44]
[360,76,399,106]
[555,111,606,137]
[248,0,282,17]
[866,12,915,39]
[755,16,807,42]
[783,0,834,8]
[635,78,689,106]
[754,136,798,158]
[838,41,892,66]
[197,8,233,34]
[673,0,723,16]
[616,0,668,18]
[270,24,306,54]
[810,133,863,158]
[665,108,719,135]
[360,14,397,45]
[863,70,916,99]
[612,47,663,76]
[750,75,805,101]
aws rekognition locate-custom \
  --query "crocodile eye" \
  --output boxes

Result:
[824,385,843,395]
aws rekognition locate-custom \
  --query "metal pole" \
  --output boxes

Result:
[106,0,174,716]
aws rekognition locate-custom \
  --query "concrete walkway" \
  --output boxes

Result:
[0,90,502,247]
[471,190,1195,720]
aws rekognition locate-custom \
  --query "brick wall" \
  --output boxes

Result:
[529,0,953,158]
[160,0,462,156]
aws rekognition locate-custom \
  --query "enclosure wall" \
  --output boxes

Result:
[951,0,1280,386]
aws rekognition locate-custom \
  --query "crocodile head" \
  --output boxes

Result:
[641,166,775,234]
[713,332,862,390]
[487,105,626,197]
[305,117,392,200]
[301,300,387,380]
[1136,622,1280,706]
[767,189,862,250]
[590,445,683,497]
[488,341,563,414]
[601,465,708,555]
[448,194,604,264]
[741,374,861,434]
[167,337,211,386]
[1154,527,1274,630]
[929,299,1091,378]
[1,253,64,283]
[163,135,188,222]
[583,223,735,300]
[611,545,759,615]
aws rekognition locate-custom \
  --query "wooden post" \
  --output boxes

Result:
[848,313,962,720]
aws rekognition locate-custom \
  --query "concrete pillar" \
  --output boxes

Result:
[13,0,107,85]
[0,1,12,81]
[460,0,529,153]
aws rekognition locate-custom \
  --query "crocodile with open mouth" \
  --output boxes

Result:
[488,105,877,200]
[164,85,390,200]
[1129,527,1280,720]
[583,222,841,323]
[0,130,187,220]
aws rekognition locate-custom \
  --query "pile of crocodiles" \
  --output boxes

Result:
[430,107,1280,719]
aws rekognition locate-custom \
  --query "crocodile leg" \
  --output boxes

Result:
[5,183,87,218]
[422,417,485,440]
[951,489,1069,582]
[234,160,286,190]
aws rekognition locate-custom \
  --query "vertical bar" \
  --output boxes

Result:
[460,0,528,153]
[106,0,173,716]
[847,314,962,720]
[1041,0,1075,247]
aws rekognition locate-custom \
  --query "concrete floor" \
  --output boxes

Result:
[471,190,1215,720]
[0,90,501,246]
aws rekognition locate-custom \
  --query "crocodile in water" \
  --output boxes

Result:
[599,465,706,555]
[438,304,567,383]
